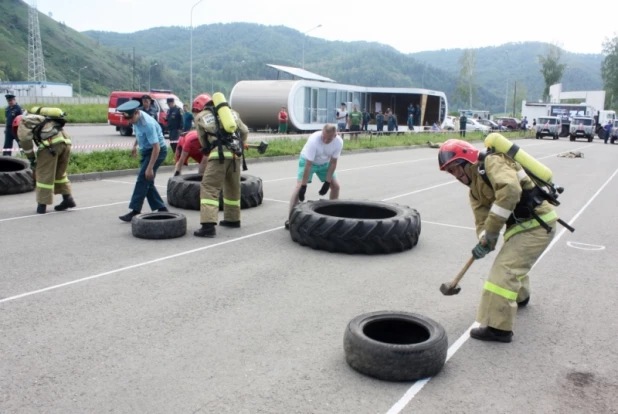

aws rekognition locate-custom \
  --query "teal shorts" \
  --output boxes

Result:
[297,156,338,183]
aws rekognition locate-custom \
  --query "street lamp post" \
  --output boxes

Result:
[504,51,510,114]
[70,65,88,98]
[302,24,322,70]
[190,0,205,102]
[149,62,158,90]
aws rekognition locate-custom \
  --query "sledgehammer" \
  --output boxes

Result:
[440,256,475,296]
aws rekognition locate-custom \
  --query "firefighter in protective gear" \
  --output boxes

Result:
[438,138,558,343]
[192,93,249,238]
[15,110,76,214]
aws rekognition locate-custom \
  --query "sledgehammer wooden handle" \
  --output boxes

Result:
[449,256,475,289]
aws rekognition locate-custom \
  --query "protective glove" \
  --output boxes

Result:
[472,231,499,260]
[298,184,307,202]
[29,158,36,170]
[174,170,181,177]
[319,181,331,196]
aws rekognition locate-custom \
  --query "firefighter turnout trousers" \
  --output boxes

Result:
[476,220,556,331]
[199,156,241,224]
[35,142,72,205]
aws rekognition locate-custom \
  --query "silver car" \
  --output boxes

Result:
[535,116,561,140]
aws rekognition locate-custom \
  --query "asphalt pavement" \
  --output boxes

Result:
[1,138,617,414]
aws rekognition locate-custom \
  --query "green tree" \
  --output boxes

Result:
[601,34,618,110]
[538,43,567,101]
[454,49,476,108]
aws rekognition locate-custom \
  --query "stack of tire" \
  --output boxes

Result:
[0,156,35,196]
[166,173,264,211]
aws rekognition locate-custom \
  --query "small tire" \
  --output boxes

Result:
[0,156,35,196]
[131,212,187,240]
[289,199,421,255]
[343,311,448,382]
[166,173,263,211]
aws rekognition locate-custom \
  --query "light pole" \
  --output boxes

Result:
[504,51,510,113]
[302,24,322,70]
[149,62,158,90]
[70,65,88,97]
[190,0,205,102]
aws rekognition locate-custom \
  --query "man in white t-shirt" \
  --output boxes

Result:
[336,103,348,134]
[286,123,344,229]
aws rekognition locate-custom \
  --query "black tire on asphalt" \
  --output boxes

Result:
[0,156,35,196]
[166,173,264,211]
[289,199,421,255]
[131,212,187,239]
[343,311,448,382]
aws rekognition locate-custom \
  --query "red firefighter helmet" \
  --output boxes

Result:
[192,93,212,113]
[12,115,23,135]
[438,139,479,171]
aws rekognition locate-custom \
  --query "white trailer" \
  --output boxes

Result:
[521,101,550,124]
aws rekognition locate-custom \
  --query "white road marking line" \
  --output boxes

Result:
[421,221,475,231]
[262,157,437,183]
[0,226,285,305]
[263,198,289,204]
[381,180,457,201]
[102,179,166,189]
[385,164,618,414]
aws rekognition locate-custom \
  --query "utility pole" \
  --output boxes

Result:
[512,81,517,118]
[132,47,135,90]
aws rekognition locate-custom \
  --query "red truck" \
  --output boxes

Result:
[107,89,184,136]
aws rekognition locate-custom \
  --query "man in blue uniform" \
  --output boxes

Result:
[116,100,169,222]
[165,97,183,153]
[3,94,24,156]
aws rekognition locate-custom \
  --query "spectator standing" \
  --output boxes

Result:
[166,97,183,153]
[182,104,194,132]
[336,103,348,136]
[3,94,24,156]
[278,107,288,134]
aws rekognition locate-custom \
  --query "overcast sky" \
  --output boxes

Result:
[36,0,615,55]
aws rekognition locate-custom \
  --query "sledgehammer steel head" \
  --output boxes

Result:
[440,283,461,296]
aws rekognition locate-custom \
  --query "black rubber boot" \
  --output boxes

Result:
[470,326,513,343]
[54,194,77,211]
[517,296,530,308]
[119,210,140,222]
[219,220,240,228]
[194,223,216,238]
[158,207,169,212]
[36,204,47,214]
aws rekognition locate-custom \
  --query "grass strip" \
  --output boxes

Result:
[13,130,526,175]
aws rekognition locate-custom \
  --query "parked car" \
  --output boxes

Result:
[476,118,504,131]
[495,117,520,131]
[108,89,184,136]
[569,116,595,142]
[464,118,490,132]
[535,116,561,140]
[441,116,456,130]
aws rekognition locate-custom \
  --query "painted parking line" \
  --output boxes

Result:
[385,163,618,414]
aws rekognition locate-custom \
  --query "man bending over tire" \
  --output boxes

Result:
[286,123,343,229]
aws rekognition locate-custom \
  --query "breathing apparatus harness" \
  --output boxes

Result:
[31,116,67,157]
[200,103,248,172]
[477,144,575,234]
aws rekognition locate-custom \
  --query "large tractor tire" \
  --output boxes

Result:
[131,212,187,239]
[288,199,421,255]
[166,173,263,211]
[0,156,35,196]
